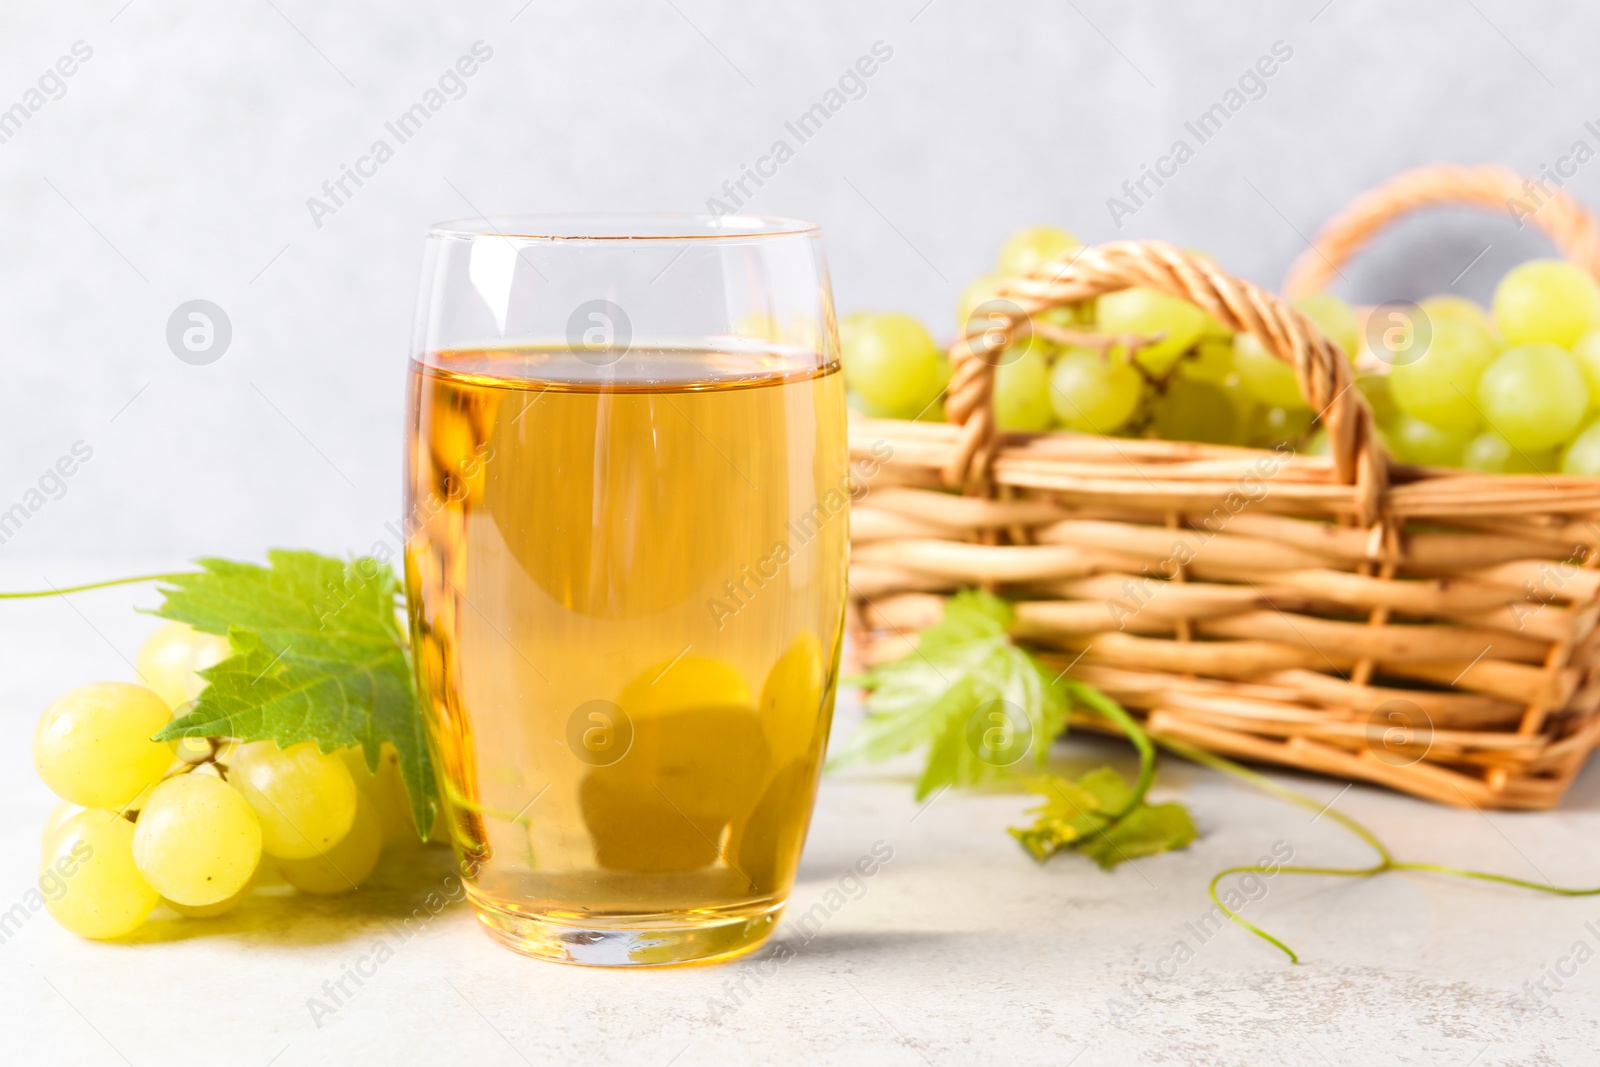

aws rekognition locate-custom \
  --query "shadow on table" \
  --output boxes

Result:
[761,927,961,962]
[118,843,467,947]
[1548,749,1600,812]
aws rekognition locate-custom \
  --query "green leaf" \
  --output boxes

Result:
[913,588,1014,650]
[838,585,1197,869]
[1074,802,1198,870]
[1008,774,1106,856]
[152,551,437,838]
[1009,769,1197,870]
[832,590,1066,798]
[1007,774,1099,859]
[1075,766,1134,813]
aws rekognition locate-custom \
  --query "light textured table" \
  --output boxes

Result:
[1,560,1596,1066]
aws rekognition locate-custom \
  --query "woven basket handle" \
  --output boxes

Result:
[944,240,1387,524]
[1283,163,1600,299]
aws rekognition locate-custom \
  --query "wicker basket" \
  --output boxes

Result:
[846,164,1600,810]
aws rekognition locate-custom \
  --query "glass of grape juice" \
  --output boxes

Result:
[403,215,850,966]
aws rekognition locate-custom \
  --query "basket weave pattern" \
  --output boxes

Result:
[847,180,1600,810]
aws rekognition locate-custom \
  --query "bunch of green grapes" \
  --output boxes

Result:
[1363,260,1600,474]
[842,224,1342,450]
[33,622,434,939]
[842,228,1600,472]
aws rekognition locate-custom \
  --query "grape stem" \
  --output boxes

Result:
[1013,323,1326,449]
[1030,328,1323,450]
[1153,734,1600,964]
[118,737,237,823]
[1030,321,1162,366]
[0,572,196,599]
[1029,322,1199,406]
[1061,680,1156,819]
[179,737,233,781]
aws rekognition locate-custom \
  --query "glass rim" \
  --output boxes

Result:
[426,213,820,242]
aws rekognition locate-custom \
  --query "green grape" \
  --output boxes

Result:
[1388,318,1499,433]
[167,880,251,918]
[132,773,261,907]
[1152,379,1239,444]
[229,741,358,859]
[1562,422,1600,475]
[958,277,1063,361]
[134,621,231,710]
[1177,339,1235,385]
[134,622,230,766]
[846,390,894,417]
[1355,373,1399,427]
[1492,259,1600,348]
[956,273,1004,334]
[958,277,1082,336]
[1570,329,1600,400]
[1251,405,1315,446]
[838,312,945,418]
[42,809,159,939]
[1233,333,1309,410]
[592,658,765,875]
[172,735,217,767]
[34,683,175,809]
[996,225,1080,276]
[1096,287,1209,374]
[339,744,376,785]
[758,631,826,767]
[1294,293,1361,358]
[1049,349,1143,433]
[1476,343,1589,451]
[621,654,752,717]
[1382,415,1468,467]
[1195,313,1230,342]
[134,621,199,709]
[276,790,383,894]
[994,342,1054,431]
[41,801,82,858]
[341,742,421,847]
[1419,294,1495,337]
[1461,430,1555,473]
[1217,375,1260,440]
[1196,309,1232,344]
[1039,305,1084,332]
[581,706,767,874]
[730,759,812,893]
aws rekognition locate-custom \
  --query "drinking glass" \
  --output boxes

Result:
[403,215,849,966]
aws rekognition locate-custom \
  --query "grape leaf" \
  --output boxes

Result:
[1075,802,1198,869]
[840,587,1196,868]
[1010,770,1197,869]
[830,589,1067,798]
[150,551,437,837]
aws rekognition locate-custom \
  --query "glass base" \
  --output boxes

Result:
[468,893,783,967]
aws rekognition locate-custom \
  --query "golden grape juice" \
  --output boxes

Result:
[403,346,849,964]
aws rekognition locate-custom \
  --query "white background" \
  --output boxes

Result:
[3,0,1598,562]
